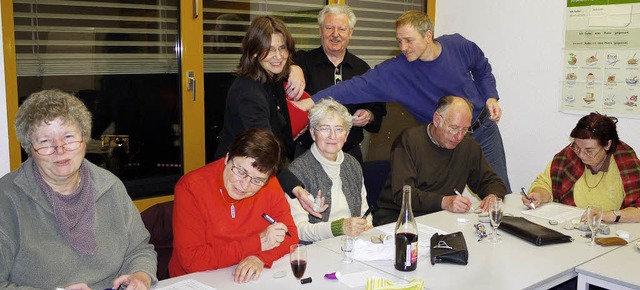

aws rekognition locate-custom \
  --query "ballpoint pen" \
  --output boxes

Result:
[362,207,372,219]
[262,213,292,237]
[453,189,475,212]
[520,187,536,209]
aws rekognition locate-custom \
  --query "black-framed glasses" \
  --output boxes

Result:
[229,160,268,187]
[569,142,602,158]
[334,65,342,84]
[32,140,84,156]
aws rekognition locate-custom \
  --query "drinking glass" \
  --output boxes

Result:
[341,236,355,263]
[289,244,307,280]
[586,206,602,246]
[488,197,504,244]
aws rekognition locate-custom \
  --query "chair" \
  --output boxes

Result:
[140,200,174,280]
[362,160,391,212]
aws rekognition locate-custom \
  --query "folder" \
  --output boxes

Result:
[284,82,310,138]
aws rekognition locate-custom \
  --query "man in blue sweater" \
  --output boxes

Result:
[294,10,511,193]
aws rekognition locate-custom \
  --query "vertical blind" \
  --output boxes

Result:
[203,0,425,73]
[13,0,179,77]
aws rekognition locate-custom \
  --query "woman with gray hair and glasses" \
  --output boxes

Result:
[287,98,372,242]
[1,89,157,290]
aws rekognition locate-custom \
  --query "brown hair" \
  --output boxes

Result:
[236,15,295,83]
[570,112,619,154]
[395,10,433,37]
[227,128,285,176]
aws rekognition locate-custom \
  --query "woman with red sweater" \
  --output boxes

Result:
[169,128,299,282]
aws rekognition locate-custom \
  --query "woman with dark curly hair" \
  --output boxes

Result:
[524,112,640,223]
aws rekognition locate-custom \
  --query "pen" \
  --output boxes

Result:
[362,207,372,219]
[262,213,292,237]
[520,187,536,209]
[453,189,474,212]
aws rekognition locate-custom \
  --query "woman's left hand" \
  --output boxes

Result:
[233,256,265,283]
[112,272,152,290]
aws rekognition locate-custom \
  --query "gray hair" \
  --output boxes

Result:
[15,89,92,154]
[318,4,356,29]
[309,98,353,130]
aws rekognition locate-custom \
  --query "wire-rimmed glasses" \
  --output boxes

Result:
[32,140,84,156]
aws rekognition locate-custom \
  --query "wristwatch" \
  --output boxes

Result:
[613,210,621,223]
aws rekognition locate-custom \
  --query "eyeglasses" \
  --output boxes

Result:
[314,126,347,137]
[569,142,603,158]
[32,140,83,156]
[433,240,453,249]
[334,65,342,84]
[230,160,268,187]
[443,119,473,135]
[266,45,288,58]
[474,223,488,242]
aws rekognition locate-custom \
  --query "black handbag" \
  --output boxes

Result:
[430,231,468,265]
[499,216,572,246]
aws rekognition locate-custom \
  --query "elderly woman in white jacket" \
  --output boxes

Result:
[287,98,372,242]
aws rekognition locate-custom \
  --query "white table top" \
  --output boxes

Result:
[155,243,406,290]
[575,241,640,289]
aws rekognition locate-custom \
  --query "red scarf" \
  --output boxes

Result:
[550,141,640,208]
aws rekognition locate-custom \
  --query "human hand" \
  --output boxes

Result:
[112,272,152,290]
[291,98,315,112]
[442,195,472,213]
[293,187,328,218]
[63,283,91,290]
[286,65,306,100]
[351,109,373,127]
[479,194,498,212]
[233,256,265,283]
[485,98,502,122]
[260,222,287,251]
[521,191,544,209]
[342,217,369,237]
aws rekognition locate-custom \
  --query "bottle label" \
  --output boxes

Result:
[410,241,418,264]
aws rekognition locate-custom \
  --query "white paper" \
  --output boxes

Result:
[520,203,584,223]
[588,4,633,28]
[155,279,217,290]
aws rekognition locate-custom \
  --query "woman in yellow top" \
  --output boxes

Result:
[523,112,640,223]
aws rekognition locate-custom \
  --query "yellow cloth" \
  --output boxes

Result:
[366,278,424,290]
[530,157,625,210]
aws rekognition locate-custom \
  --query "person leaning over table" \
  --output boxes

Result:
[374,96,506,226]
[292,10,511,193]
[287,99,373,242]
[212,15,328,221]
[169,128,300,282]
[0,89,157,290]
[523,112,640,223]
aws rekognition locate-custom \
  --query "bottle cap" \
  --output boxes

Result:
[300,277,312,284]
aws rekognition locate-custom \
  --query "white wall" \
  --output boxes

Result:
[0,3,10,176]
[435,0,640,192]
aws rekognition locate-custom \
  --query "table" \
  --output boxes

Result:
[155,243,406,289]
[156,195,640,290]
[314,194,640,290]
[576,242,640,290]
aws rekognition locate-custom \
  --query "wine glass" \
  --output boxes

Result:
[585,206,602,246]
[488,197,504,244]
[289,244,307,280]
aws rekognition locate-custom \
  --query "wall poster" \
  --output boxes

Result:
[562,0,640,118]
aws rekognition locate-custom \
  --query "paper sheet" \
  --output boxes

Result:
[520,203,584,223]
[155,279,217,290]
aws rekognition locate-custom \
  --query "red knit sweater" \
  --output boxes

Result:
[169,159,299,277]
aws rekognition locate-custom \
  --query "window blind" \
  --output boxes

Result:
[203,0,425,73]
[13,0,179,77]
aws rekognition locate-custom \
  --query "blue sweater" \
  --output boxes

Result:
[311,34,498,123]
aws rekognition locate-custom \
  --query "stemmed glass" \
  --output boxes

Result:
[488,197,504,244]
[289,244,307,280]
[585,206,603,246]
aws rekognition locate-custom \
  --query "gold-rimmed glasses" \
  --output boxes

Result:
[569,142,603,158]
[229,160,268,187]
[32,140,84,156]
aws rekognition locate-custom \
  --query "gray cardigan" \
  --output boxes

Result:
[0,159,157,290]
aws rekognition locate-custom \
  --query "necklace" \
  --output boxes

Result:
[584,170,606,192]
[219,188,236,218]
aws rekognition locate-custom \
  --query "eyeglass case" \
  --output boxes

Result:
[499,216,573,246]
